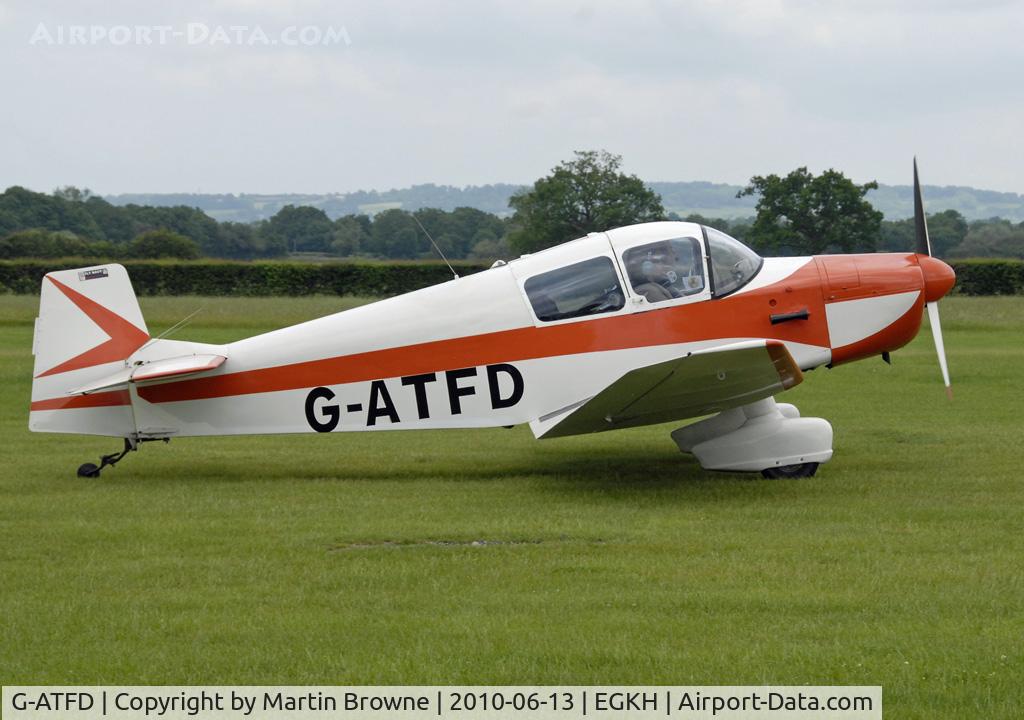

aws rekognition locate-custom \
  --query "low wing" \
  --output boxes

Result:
[534,340,802,439]
[68,354,227,395]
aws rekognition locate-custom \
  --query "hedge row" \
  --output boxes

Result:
[0,260,491,297]
[948,259,1024,296]
[0,258,1021,297]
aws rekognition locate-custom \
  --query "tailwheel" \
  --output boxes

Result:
[761,462,819,479]
[77,463,101,478]
[75,438,137,479]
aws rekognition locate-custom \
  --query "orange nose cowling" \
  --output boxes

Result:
[919,255,956,302]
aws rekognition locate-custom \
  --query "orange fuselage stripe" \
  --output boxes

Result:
[30,390,132,411]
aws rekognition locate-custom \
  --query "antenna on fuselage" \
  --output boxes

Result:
[138,306,204,352]
[411,212,459,280]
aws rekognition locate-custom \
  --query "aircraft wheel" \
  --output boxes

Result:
[77,462,101,479]
[761,462,818,479]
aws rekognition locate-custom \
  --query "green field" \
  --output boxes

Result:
[1,295,1021,718]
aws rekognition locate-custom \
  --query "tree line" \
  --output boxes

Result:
[0,185,512,261]
[2,154,1024,262]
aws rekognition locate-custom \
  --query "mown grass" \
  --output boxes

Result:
[0,295,1021,719]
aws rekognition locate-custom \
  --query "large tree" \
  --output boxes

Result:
[263,205,334,253]
[738,168,882,254]
[0,186,107,240]
[128,229,201,259]
[508,150,665,253]
[367,209,423,259]
[331,214,371,256]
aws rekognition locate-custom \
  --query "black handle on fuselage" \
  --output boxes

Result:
[770,308,810,325]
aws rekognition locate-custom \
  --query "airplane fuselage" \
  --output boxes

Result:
[28,222,955,442]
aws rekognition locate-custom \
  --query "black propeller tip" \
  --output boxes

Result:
[913,158,932,256]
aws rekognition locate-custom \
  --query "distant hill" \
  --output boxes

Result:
[107,181,1024,223]
[865,184,1024,222]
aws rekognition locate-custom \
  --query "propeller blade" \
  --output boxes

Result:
[926,301,952,400]
[916,161,952,398]
[913,157,932,256]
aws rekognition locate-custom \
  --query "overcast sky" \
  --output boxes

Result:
[1,0,1022,195]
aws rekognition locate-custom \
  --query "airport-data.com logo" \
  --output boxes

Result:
[28,23,352,47]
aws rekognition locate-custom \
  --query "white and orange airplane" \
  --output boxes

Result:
[30,163,955,478]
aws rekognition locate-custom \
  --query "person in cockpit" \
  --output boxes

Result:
[628,240,703,303]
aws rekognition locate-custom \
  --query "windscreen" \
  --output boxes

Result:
[704,227,762,296]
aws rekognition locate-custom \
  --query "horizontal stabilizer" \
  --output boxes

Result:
[536,340,802,438]
[69,354,226,395]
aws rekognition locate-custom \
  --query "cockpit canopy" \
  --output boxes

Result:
[513,221,763,325]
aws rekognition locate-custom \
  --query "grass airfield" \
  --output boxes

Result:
[0,294,1021,718]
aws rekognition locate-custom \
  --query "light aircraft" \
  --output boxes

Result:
[29,162,955,478]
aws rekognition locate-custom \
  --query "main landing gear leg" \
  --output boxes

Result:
[670,397,834,478]
[77,437,138,478]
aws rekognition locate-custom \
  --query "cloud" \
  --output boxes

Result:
[0,0,1022,193]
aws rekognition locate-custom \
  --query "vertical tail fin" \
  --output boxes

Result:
[30,264,149,437]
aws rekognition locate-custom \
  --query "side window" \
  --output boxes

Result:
[705,227,762,297]
[524,256,625,322]
[622,237,705,304]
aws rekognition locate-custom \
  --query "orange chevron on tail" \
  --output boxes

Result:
[35,276,149,378]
